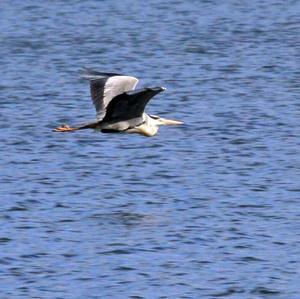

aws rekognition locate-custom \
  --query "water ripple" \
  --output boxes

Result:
[1,0,300,298]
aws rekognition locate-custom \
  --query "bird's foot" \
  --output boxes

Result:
[53,124,76,132]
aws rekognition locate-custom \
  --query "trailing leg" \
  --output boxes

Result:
[53,122,98,132]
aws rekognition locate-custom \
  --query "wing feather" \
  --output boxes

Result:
[103,87,165,123]
[81,69,138,121]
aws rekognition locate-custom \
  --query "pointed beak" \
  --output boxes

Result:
[160,118,184,125]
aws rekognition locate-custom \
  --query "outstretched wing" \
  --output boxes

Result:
[103,87,165,123]
[81,69,139,121]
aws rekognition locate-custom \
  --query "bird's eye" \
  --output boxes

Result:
[150,114,159,120]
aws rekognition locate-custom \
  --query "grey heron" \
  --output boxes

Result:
[54,69,183,137]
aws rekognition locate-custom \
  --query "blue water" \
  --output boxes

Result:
[1,0,300,298]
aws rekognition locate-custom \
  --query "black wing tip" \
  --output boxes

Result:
[150,86,166,92]
[144,87,166,93]
[145,86,166,94]
[80,68,122,79]
[125,86,166,96]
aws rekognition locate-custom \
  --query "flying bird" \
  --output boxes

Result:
[54,69,183,137]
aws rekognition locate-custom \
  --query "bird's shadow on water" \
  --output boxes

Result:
[82,194,172,230]
[87,210,152,228]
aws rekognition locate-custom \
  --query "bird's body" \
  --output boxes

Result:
[54,69,183,136]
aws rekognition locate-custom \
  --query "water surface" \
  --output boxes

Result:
[1,0,300,298]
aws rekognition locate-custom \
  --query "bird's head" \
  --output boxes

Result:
[149,114,184,126]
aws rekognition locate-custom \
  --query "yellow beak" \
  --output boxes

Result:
[160,118,184,125]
